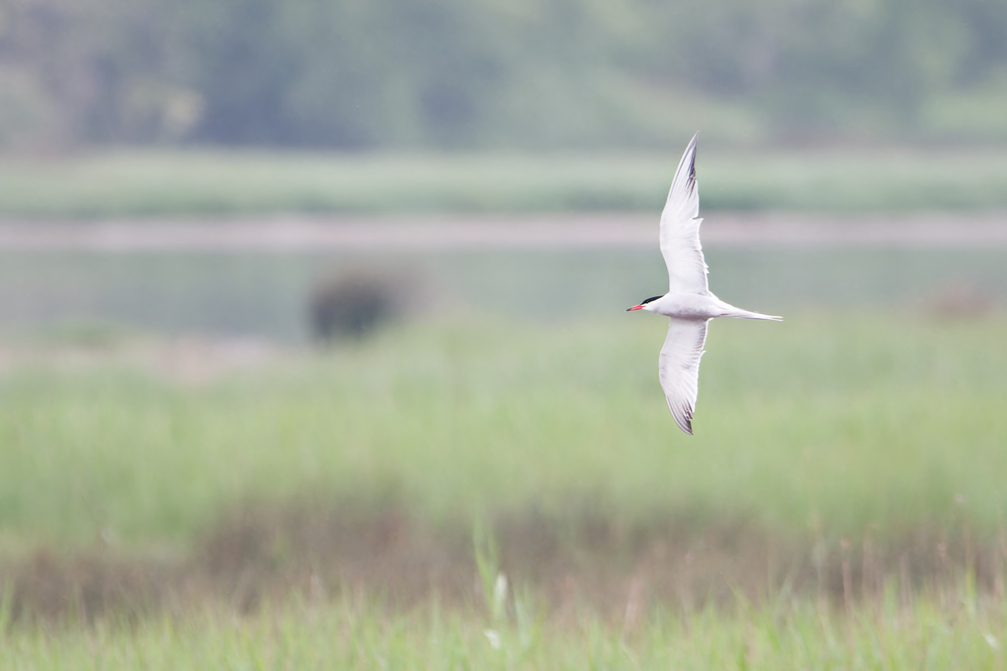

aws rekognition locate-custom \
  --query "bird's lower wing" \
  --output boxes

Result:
[658,318,709,435]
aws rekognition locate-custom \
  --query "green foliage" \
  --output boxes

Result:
[4,146,1007,217]
[1,0,1006,149]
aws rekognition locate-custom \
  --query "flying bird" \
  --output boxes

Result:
[627,133,781,435]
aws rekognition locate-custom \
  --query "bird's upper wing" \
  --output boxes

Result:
[660,132,709,294]
[658,317,709,435]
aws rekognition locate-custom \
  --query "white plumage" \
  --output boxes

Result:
[627,133,781,435]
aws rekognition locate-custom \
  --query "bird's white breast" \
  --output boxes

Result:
[647,292,724,320]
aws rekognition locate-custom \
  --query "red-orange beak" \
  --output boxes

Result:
[626,305,644,311]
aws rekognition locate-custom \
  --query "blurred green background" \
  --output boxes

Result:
[0,0,1005,556]
[0,246,1004,341]
[2,0,1007,151]
[1,2,1007,662]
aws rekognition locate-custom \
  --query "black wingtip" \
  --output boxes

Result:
[671,405,695,435]
[686,133,699,181]
[682,402,695,435]
[673,132,699,196]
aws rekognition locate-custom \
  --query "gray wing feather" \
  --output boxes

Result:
[660,132,709,294]
[658,318,709,435]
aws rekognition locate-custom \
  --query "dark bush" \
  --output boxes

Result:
[308,270,402,342]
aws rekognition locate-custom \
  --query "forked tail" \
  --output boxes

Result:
[724,308,782,321]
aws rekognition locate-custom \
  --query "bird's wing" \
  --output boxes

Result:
[658,317,709,435]
[660,132,709,294]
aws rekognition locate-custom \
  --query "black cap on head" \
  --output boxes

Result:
[626,294,664,311]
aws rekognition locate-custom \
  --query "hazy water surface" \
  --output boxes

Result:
[0,246,1003,341]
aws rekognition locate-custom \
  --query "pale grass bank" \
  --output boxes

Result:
[2,589,1006,670]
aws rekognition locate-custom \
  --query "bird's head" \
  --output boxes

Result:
[626,295,663,312]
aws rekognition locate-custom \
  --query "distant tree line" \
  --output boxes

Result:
[0,0,1005,150]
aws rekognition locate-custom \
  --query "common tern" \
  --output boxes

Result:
[627,133,781,435]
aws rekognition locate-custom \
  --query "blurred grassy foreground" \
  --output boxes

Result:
[2,311,1006,546]
[4,147,1007,217]
[3,597,1007,670]
[2,310,1007,667]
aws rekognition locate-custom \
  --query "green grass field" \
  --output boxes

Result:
[3,147,1007,218]
[2,310,1006,665]
[4,597,1006,669]
[3,312,1006,545]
